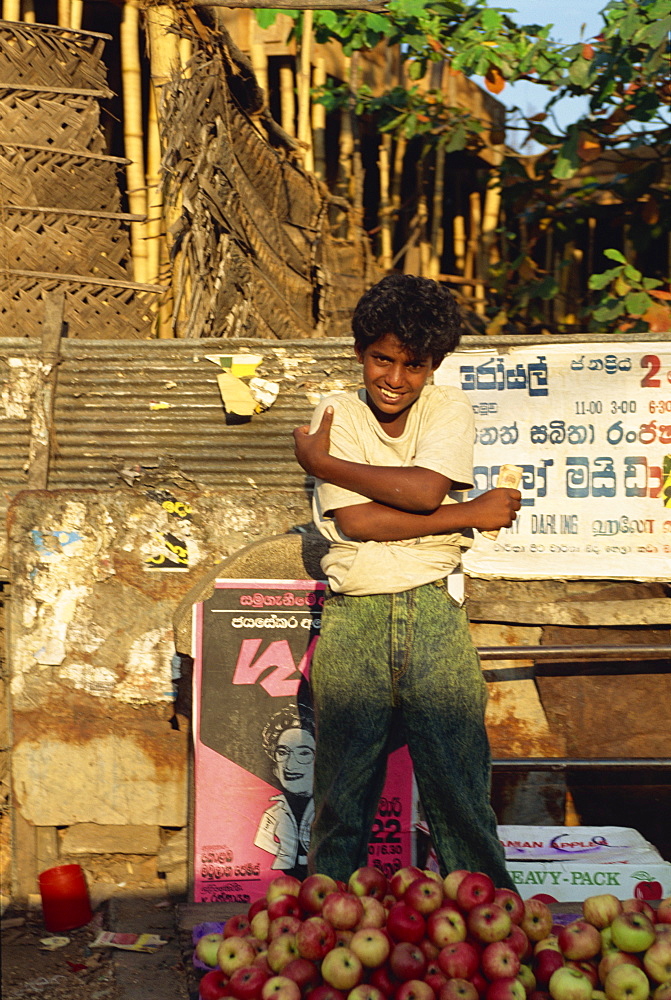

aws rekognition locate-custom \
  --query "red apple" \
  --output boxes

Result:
[349,987,386,1000]
[321,948,363,992]
[390,868,426,900]
[252,912,271,943]
[387,903,426,944]
[581,895,623,930]
[200,968,232,1000]
[269,917,302,941]
[494,891,526,927]
[348,867,388,901]
[334,930,354,949]
[597,951,642,984]
[297,917,336,961]
[389,941,427,982]
[222,914,249,937]
[437,941,479,980]
[653,986,671,1000]
[405,878,445,915]
[603,964,650,1000]
[504,926,531,962]
[425,962,448,995]
[557,922,601,961]
[471,972,488,1000]
[218,937,258,976]
[516,964,536,996]
[611,912,656,953]
[457,874,496,912]
[440,981,479,1000]
[395,980,436,1000]
[621,899,656,923]
[533,949,564,990]
[267,877,303,904]
[420,939,440,962]
[369,966,398,996]
[267,935,300,973]
[643,937,671,983]
[547,968,592,1000]
[196,933,225,968]
[468,904,512,944]
[443,871,470,901]
[306,988,345,1000]
[269,896,303,922]
[563,963,597,990]
[299,875,339,915]
[356,897,387,930]
[655,897,671,925]
[481,942,521,981]
[250,898,269,921]
[486,979,527,1000]
[521,902,553,944]
[534,937,560,957]
[427,906,467,947]
[282,958,321,994]
[229,966,270,1000]
[323,893,364,931]
[350,928,391,969]
[262,977,302,1000]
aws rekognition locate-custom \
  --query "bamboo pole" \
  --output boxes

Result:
[3,0,20,19]
[429,142,445,279]
[179,36,193,77]
[348,51,364,231]
[23,0,36,22]
[120,0,148,284]
[312,53,326,182]
[378,133,393,270]
[417,160,430,277]
[58,0,70,27]
[279,60,296,137]
[481,170,501,267]
[297,9,314,173]
[146,82,162,288]
[70,0,83,29]
[250,41,268,98]
[468,190,485,315]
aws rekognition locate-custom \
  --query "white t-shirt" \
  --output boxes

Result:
[311,384,475,595]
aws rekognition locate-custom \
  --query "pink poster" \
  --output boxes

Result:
[192,579,415,905]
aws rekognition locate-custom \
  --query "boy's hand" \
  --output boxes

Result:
[292,406,333,477]
[468,488,522,531]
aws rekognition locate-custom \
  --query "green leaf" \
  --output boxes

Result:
[588,267,621,290]
[593,300,625,321]
[642,277,664,289]
[481,8,502,30]
[552,128,579,179]
[604,248,627,264]
[444,122,467,152]
[625,291,653,314]
[623,263,643,283]
[254,8,279,29]
[635,15,671,48]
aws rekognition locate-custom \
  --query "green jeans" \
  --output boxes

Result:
[308,578,512,888]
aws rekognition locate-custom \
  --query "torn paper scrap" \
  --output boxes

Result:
[249,378,280,412]
[90,931,169,953]
[205,354,263,378]
[216,371,257,417]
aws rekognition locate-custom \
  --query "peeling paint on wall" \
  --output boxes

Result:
[0,357,43,420]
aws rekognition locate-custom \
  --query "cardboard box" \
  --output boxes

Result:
[500,825,671,902]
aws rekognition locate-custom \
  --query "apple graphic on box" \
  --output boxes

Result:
[267,935,300,973]
[521,902,553,944]
[261,976,302,1000]
[440,979,479,1000]
[267,876,303,904]
[299,875,339,915]
[603,964,650,1000]
[228,965,270,1000]
[349,927,391,968]
[218,937,258,976]
[387,903,427,944]
[348,867,389,901]
[437,940,480,980]
[581,895,623,930]
[323,892,364,931]
[494,891,526,927]
[443,871,470,901]
[481,942,521,981]
[389,941,428,982]
[200,968,232,1000]
[297,916,336,961]
[610,913,656,953]
[634,880,663,902]
[405,878,445,916]
[468,904,512,944]
[547,968,592,1000]
[427,906,467,947]
[485,977,527,1000]
[643,937,671,983]
[320,947,363,992]
[395,979,436,1000]
[196,933,225,968]
[457,874,496,912]
[557,922,601,961]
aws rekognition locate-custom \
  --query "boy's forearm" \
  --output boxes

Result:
[317,453,450,513]
[336,488,521,542]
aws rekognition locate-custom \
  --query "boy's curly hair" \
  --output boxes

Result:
[352,274,462,365]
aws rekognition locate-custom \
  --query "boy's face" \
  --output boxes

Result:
[355,332,438,433]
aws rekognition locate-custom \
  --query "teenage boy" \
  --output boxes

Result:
[293,274,520,887]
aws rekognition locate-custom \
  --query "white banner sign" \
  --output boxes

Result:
[435,342,671,580]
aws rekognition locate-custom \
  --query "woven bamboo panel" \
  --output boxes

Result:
[0,145,122,212]
[0,215,132,281]
[0,20,111,92]
[0,88,105,151]
[1,274,159,339]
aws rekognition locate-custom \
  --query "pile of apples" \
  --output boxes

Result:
[194,867,671,1000]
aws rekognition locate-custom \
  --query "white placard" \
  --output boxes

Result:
[435,342,671,579]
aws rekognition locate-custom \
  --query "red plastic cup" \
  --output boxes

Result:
[39,864,93,932]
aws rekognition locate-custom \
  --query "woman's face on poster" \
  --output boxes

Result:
[273,727,315,796]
